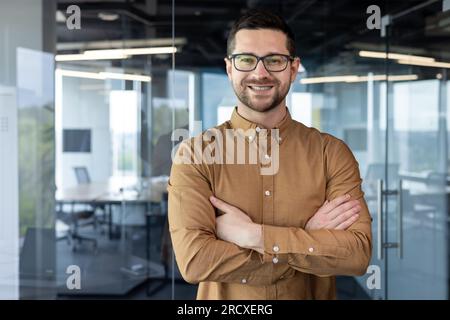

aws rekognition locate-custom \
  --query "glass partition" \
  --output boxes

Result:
[53,1,179,299]
[0,0,448,301]
[384,2,448,299]
[0,0,57,299]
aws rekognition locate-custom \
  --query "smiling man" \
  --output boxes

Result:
[167,9,372,300]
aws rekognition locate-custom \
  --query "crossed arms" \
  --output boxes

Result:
[167,141,372,285]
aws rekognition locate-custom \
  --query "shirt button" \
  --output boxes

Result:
[265,190,271,196]
[241,278,247,284]
[272,257,279,264]
[248,135,254,142]
[308,247,314,253]
[264,154,270,160]
[273,245,280,252]
[255,126,261,133]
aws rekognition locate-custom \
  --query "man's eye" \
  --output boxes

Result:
[239,57,255,64]
[266,57,283,65]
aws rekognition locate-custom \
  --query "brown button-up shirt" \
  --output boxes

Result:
[168,107,372,300]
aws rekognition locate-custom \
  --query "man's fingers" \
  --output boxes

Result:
[335,214,360,230]
[316,199,327,213]
[310,195,362,230]
[322,194,351,213]
[210,196,234,213]
[327,200,360,220]
[328,207,360,229]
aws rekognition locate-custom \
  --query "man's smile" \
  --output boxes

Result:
[248,85,272,90]
[246,84,275,94]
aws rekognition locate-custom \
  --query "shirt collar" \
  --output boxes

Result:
[229,106,293,144]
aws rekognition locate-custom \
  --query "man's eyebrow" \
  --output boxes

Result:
[265,52,290,56]
[232,52,255,55]
[232,52,290,56]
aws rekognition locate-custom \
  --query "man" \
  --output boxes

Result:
[167,9,372,300]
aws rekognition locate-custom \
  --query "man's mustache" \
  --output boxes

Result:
[243,79,278,86]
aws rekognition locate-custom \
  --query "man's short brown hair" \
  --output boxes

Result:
[227,9,296,57]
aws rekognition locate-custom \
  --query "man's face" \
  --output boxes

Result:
[225,29,300,113]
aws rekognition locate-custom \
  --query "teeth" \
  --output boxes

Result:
[250,86,272,91]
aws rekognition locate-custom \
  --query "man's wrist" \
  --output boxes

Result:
[247,223,264,254]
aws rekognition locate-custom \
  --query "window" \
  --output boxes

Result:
[109,90,139,177]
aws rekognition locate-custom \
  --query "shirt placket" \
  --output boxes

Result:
[257,127,277,300]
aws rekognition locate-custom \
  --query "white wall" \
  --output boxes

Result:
[0,86,19,299]
[0,0,43,300]
[57,77,112,188]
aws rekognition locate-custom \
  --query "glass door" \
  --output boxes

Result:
[383,2,449,299]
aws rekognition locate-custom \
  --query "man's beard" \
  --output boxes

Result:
[232,78,290,113]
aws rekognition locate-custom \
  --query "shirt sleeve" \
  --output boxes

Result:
[262,137,372,277]
[168,140,292,285]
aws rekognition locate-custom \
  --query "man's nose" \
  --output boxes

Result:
[252,59,271,78]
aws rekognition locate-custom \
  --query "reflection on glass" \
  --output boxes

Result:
[110,90,139,177]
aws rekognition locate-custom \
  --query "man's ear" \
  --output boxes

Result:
[224,57,232,81]
[290,57,300,83]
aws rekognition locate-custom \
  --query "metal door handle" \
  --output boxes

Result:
[397,179,403,259]
[376,178,403,260]
[377,179,384,260]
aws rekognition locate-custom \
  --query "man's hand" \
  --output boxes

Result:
[209,196,264,254]
[305,194,361,230]
[209,194,361,253]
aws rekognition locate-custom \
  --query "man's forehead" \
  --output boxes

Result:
[233,29,289,55]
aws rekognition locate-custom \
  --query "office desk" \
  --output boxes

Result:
[56,176,167,203]
[55,177,169,296]
[56,176,167,233]
[399,171,450,186]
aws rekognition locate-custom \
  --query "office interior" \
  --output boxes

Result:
[0,0,449,300]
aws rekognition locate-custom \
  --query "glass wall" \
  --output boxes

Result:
[53,1,183,298]
[383,4,449,299]
[0,0,56,299]
[0,0,448,300]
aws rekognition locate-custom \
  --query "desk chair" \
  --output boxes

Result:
[73,166,108,235]
[56,167,99,252]
[56,202,97,252]
[74,166,91,184]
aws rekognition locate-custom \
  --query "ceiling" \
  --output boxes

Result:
[56,0,450,77]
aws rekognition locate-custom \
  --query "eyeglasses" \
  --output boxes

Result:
[228,53,295,72]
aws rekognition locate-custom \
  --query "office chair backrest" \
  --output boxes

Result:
[74,166,91,184]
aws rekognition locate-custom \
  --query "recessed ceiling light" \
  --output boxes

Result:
[300,74,418,84]
[359,50,435,63]
[98,12,119,21]
[56,69,151,82]
[55,46,177,61]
